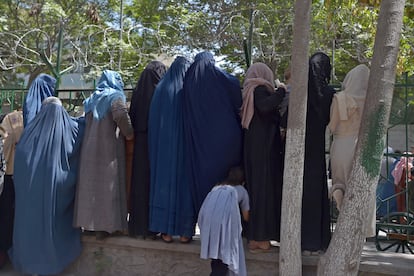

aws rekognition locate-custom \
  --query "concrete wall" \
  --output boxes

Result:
[60,235,414,276]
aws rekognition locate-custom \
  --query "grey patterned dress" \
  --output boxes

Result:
[74,99,133,232]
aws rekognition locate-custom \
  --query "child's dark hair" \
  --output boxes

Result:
[219,166,245,186]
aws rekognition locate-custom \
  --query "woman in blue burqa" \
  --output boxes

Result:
[9,96,85,275]
[301,52,335,253]
[148,56,194,243]
[23,73,55,127]
[128,61,167,238]
[182,51,243,215]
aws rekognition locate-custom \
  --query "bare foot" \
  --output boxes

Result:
[257,241,271,250]
[161,233,173,243]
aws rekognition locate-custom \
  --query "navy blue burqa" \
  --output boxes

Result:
[9,98,85,275]
[148,56,194,237]
[23,73,55,127]
[182,51,243,212]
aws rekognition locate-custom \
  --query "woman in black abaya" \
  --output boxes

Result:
[241,62,286,252]
[301,52,335,253]
[128,61,167,238]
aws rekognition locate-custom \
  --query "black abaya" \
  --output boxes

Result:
[0,176,14,252]
[301,52,335,251]
[244,86,285,241]
[128,61,167,237]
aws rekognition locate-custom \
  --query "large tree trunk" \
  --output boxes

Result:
[279,1,311,275]
[317,1,406,275]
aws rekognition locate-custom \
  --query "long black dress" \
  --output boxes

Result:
[128,61,167,237]
[301,52,335,251]
[244,85,285,241]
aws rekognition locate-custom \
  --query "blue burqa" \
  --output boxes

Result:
[148,56,194,237]
[376,155,398,217]
[9,98,85,275]
[182,51,243,212]
[23,73,56,127]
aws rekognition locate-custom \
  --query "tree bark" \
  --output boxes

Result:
[279,1,311,275]
[317,1,406,275]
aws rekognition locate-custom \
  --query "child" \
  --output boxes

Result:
[198,166,249,276]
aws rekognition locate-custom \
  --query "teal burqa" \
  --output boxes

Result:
[9,97,85,275]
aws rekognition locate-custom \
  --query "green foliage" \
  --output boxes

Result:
[0,0,120,85]
[313,0,378,82]
[0,0,413,89]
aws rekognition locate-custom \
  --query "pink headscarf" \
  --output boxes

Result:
[392,153,414,185]
[240,63,275,129]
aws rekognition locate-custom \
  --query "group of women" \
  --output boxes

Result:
[0,49,377,275]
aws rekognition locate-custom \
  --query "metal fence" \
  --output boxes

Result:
[0,76,412,118]
[0,88,134,115]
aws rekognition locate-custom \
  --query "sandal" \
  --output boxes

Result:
[179,236,192,244]
[161,233,173,243]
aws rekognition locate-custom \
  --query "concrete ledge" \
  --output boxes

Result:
[58,235,414,276]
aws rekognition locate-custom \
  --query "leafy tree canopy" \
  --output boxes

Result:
[0,0,413,87]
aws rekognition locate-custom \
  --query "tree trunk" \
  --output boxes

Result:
[318,1,406,275]
[279,1,311,275]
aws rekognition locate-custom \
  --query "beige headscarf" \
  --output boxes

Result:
[336,64,370,120]
[240,62,275,129]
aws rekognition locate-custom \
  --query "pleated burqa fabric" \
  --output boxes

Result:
[148,56,194,237]
[23,73,55,127]
[182,51,243,213]
[301,52,335,252]
[9,98,85,275]
[129,61,167,237]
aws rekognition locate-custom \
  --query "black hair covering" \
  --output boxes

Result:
[308,52,333,122]
[129,61,167,132]
[309,52,331,91]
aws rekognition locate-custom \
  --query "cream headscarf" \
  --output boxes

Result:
[240,62,275,129]
[336,64,370,120]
